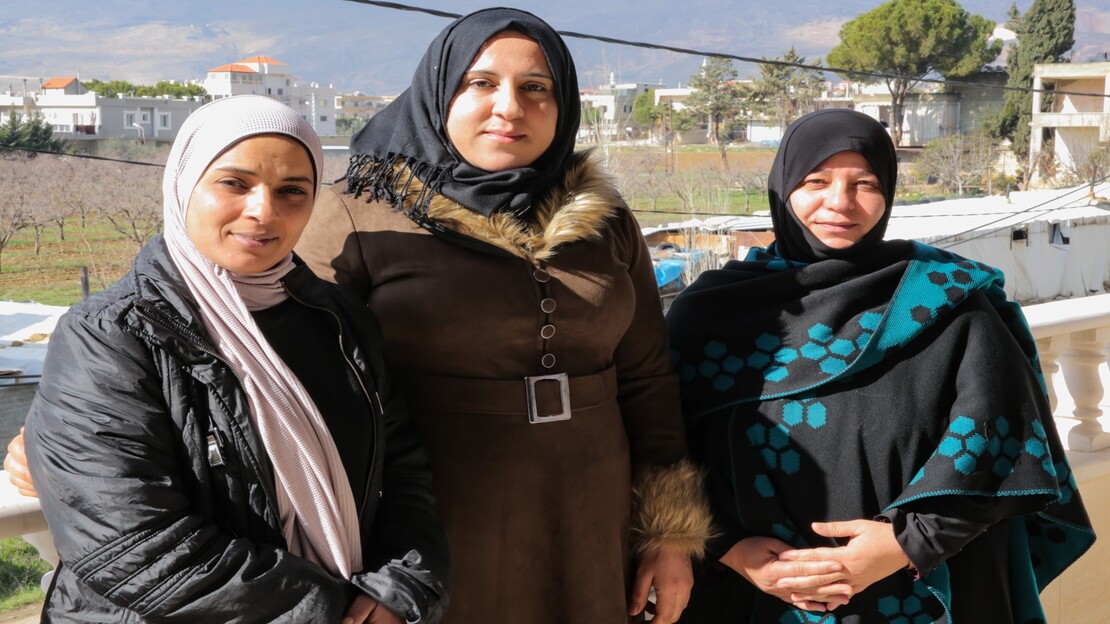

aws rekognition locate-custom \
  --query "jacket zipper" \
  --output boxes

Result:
[282,285,381,519]
[133,307,283,522]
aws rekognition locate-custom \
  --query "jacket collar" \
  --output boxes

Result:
[404,150,622,264]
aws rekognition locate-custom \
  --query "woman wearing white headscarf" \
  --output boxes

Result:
[23,95,448,623]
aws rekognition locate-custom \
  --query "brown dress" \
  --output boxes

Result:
[297,154,700,623]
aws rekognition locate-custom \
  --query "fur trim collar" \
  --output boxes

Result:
[402,151,622,264]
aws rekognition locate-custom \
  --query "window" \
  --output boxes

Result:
[320,115,328,122]
[125,112,135,126]
[159,113,171,129]
[267,88,272,95]
[277,88,284,95]
[140,112,150,123]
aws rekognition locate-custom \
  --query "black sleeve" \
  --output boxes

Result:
[879,496,1030,576]
[26,312,349,623]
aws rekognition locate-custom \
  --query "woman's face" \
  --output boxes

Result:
[446,31,558,172]
[789,150,887,250]
[186,134,315,274]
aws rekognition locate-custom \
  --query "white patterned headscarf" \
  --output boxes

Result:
[162,94,362,578]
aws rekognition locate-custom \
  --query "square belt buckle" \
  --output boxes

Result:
[525,373,571,424]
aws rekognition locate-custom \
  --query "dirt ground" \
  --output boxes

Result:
[0,603,41,624]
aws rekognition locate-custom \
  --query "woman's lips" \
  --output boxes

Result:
[231,233,278,248]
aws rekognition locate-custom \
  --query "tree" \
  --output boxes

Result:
[83,79,207,99]
[827,0,1001,146]
[631,89,666,142]
[0,157,36,271]
[1060,136,1110,197]
[0,110,66,153]
[100,165,164,249]
[685,58,744,168]
[747,48,826,131]
[991,0,1075,176]
[915,133,998,194]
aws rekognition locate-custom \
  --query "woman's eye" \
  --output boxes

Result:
[217,178,246,189]
[280,186,308,196]
[469,79,494,89]
[523,82,549,92]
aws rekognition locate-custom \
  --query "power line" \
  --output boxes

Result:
[339,0,1109,100]
[0,144,165,167]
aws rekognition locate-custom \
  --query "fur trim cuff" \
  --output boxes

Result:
[631,459,715,559]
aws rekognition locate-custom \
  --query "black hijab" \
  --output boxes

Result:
[346,7,580,219]
[768,109,898,263]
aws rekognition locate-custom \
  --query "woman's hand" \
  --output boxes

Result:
[720,537,848,612]
[777,520,910,603]
[342,594,403,624]
[628,544,693,624]
[4,429,36,497]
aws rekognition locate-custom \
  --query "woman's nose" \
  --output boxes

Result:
[243,187,275,221]
[823,181,853,212]
[492,86,524,119]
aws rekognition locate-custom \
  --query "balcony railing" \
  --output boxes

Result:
[4,294,1110,620]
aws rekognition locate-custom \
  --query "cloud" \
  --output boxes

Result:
[782,18,848,52]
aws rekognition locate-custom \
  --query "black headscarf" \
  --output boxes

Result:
[768,109,898,263]
[346,7,580,220]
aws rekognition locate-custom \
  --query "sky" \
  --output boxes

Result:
[1,0,1107,95]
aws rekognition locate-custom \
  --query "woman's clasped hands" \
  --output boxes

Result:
[722,518,911,612]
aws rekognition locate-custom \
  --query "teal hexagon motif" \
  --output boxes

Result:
[878,596,901,617]
[993,457,1014,477]
[800,342,827,360]
[698,360,720,378]
[770,523,794,543]
[806,403,827,428]
[754,474,774,497]
[903,596,922,614]
[765,367,789,382]
[712,375,735,391]
[747,351,771,369]
[704,340,728,358]
[856,333,872,349]
[747,424,767,446]
[859,311,883,330]
[755,333,781,351]
[774,348,799,364]
[950,415,976,436]
[912,614,933,624]
[722,355,744,373]
[808,323,834,343]
[783,402,804,426]
[1032,420,1047,438]
[768,425,791,450]
[830,339,856,356]
[955,453,977,475]
[938,437,963,457]
[1003,438,1022,457]
[965,433,988,455]
[761,449,779,469]
[1025,438,1047,458]
[781,450,801,474]
[909,466,925,485]
[996,417,1011,437]
[819,358,848,375]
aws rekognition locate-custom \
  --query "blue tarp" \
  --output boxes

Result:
[653,258,685,288]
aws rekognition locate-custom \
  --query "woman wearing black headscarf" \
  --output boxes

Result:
[296,8,711,624]
[669,109,1094,622]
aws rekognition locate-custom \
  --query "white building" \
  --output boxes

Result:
[202,56,337,136]
[1028,62,1110,188]
[0,76,205,151]
[579,76,662,142]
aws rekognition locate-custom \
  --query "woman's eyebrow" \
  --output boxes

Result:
[466,69,554,80]
[212,165,312,183]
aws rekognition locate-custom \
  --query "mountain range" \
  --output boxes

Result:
[1,0,1107,95]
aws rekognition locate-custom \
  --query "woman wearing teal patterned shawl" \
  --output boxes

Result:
[669,110,1094,623]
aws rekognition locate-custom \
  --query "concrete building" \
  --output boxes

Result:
[335,92,394,120]
[1028,62,1110,188]
[579,77,662,142]
[202,56,337,136]
[0,76,205,151]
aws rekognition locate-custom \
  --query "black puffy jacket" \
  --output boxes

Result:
[26,236,449,623]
